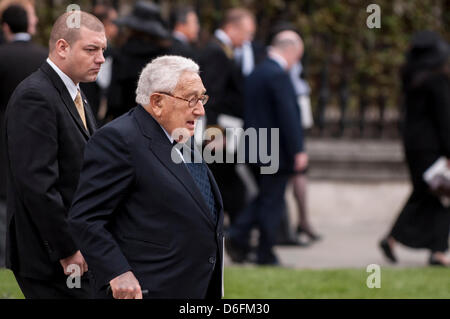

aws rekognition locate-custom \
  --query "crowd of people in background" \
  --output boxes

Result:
[0,0,448,277]
[0,0,321,270]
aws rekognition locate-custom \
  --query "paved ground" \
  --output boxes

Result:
[224,180,449,269]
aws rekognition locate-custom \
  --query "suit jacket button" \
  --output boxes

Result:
[209,256,216,264]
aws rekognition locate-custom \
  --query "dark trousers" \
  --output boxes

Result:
[14,271,94,299]
[0,200,5,268]
[229,172,289,263]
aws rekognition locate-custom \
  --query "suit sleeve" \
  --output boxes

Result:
[270,71,304,156]
[430,74,450,157]
[68,125,134,288]
[6,88,78,261]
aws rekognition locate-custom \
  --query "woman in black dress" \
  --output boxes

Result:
[380,31,450,266]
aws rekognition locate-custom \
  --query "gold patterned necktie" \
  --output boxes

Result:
[74,90,87,130]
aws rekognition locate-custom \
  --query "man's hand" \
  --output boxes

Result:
[294,152,309,172]
[109,271,142,299]
[60,250,88,276]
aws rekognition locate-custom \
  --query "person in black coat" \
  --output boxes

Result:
[106,1,171,121]
[4,11,106,298]
[0,4,47,268]
[226,30,308,265]
[68,55,224,299]
[168,5,199,61]
[199,8,256,225]
[380,31,450,266]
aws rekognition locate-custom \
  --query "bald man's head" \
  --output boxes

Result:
[271,30,303,52]
[49,11,104,52]
[270,30,304,68]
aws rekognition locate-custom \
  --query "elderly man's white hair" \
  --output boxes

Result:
[136,55,200,106]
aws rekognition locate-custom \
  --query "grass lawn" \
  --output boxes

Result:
[0,266,449,299]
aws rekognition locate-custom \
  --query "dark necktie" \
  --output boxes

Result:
[184,161,216,221]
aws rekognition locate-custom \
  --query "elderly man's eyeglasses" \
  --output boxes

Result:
[158,92,209,108]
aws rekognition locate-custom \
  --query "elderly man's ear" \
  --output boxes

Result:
[149,93,163,117]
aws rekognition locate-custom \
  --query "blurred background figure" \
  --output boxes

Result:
[380,31,450,266]
[287,32,321,244]
[289,58,322,243]
[0,0,38,42]
[226,30,307,265]
[80,2,119,124]
[199,8,256,227]
[106,0,171,121]
[0,1,46,268]
[169,4,199,61]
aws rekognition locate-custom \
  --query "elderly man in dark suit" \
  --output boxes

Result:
[4,11,106,298]
[68,55,224,299]
[226,30,308,265]
[0,4,46,268]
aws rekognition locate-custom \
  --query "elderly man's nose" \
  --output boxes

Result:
[194,101,205,116]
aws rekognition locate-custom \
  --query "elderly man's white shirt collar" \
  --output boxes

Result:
[157,123,187,163]
[173,31,188,44]
[268,50,288,70]
[214,29,232,48]
[46,57,80,100]
[13,32,31,42]
[159,124,174,144]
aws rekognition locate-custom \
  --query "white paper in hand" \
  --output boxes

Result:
[423,156,450,207]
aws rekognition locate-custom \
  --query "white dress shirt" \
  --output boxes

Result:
[46,57,80,100]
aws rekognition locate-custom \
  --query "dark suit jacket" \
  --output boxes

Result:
[4,62,97,279]
[106,37,170,120]
[244,58,304,173]
[68,105,224,299]
[199,36,244,125]
[0,40,47,199]
[169,36,198,62]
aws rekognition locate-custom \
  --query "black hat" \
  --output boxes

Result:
[114,1,170,39]
[407,30,449,69]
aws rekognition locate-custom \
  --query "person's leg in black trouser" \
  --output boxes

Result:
[14,271,94,299]
[256,174,289,264]
[0,200,6,268]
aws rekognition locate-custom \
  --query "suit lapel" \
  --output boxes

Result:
[133,106,216,229]
[40,62,91,140]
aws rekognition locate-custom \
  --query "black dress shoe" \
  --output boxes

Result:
[256,259,281,266]
[429,255,449,267]
[225,236,249,263]
[379,238,397,263]
[297,225,322,241]
[276,237,310,247]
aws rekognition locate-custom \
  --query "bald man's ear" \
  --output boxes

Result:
[54,39,70,58]
[149,93,164,117]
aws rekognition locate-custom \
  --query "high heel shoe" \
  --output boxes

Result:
[379,238,397,263]
[429,255,449,267]
[297,225,322,241]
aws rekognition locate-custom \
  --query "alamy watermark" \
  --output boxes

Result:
[366,4,381,29]
[170,125,280,175]
[66,4,81,29]
[366,264,381,288]
[66,264,81,289]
